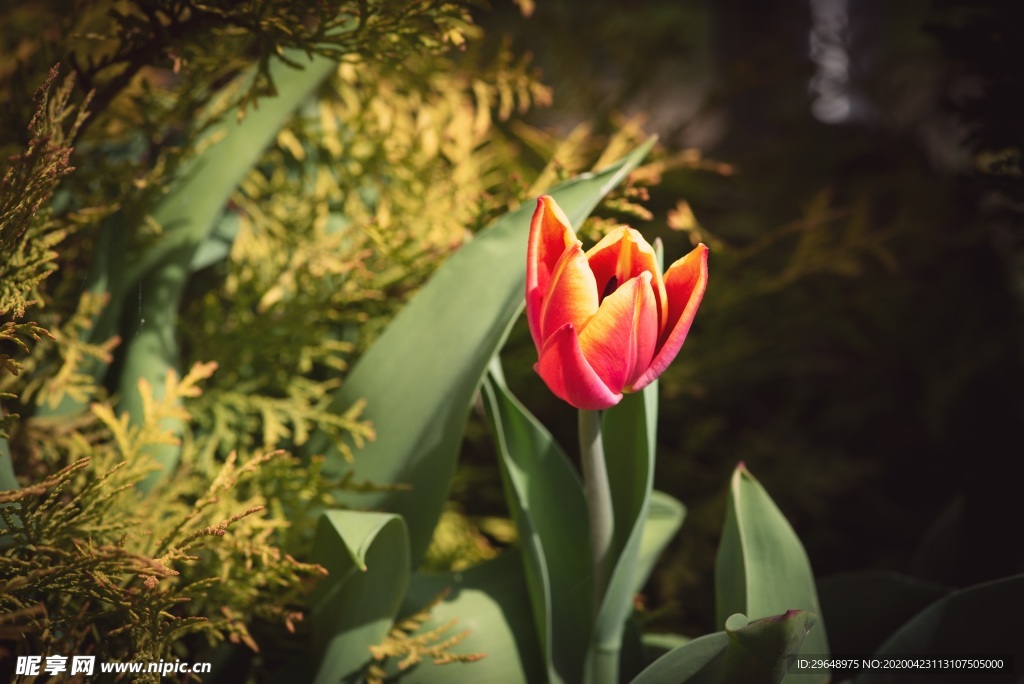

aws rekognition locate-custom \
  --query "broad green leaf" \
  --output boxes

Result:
[721,611,816,683]
[0,438,14,491]
[307,139,657,564]
[909,496,963,585]
[630,611,816,684]
[310,510,410,684]
[395,550,546,683]
[857,573,1024,684]
[122,54,338,302]
[33,219,128,419]
[591,381,659,683]
[715,463,829,683]
[114,51,339,492]
[188,212,241,272]
[634,490,686,595]
[0,438,18,546]
[76,51,337,389]
[642,632,691,662]
[817,571,949,655]
[631,631,729,684]
[481,366,591,684]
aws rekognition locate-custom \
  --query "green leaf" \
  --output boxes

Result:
[591,381,659,682]
[642,632,692,662]
[307,139,657,564]
[0,438,15,491]
[630,611,816,684]
[481,366,591,684]
[715,463,829,683]
[0,438,19,547]
[721,611,816,683]
[630,631,729,684]
[310,510,410,684]
[33,219,127,419]
[857,573,1024,684]
[396,550,546,683]
[114,51,339,492]
[634,490,686,595]
[189,212,240,272]
[909,496,963,585]
[123,54,339,302]
[817,571,949,656]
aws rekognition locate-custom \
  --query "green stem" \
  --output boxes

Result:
[579,409,614,612]
[580,409,618,684]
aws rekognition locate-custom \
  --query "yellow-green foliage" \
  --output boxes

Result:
[0,67,85,321]
[421,505,505,573]
[182,44,551,461]
[0,69,89,440]
[1,363,330,681]
[366,590,486,684]
[3,292,120,418]
[0,0,557,676]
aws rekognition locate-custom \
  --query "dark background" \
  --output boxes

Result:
[456,0,1024,637]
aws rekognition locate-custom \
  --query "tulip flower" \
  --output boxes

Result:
[526,195,708,410]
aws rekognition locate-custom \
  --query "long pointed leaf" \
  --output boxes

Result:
[311,510,410,684]
[0,438,18,547]
[721,611,816,683]
[630,611,816,684]
[715,463,829,683]
[591,380,659,682]
[817,571,949,656]
[0,438,14,491]
[482,366,591,684]
[857,573,1024,684]
[44,52,340,422]
[631,631,729,684]
[398,550,545,683]
[308,140,657,565]
[115,52,339,491]
[634,490,686,596]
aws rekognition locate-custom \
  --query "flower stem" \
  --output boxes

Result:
[579,409,614,612]
[580,409,617,684]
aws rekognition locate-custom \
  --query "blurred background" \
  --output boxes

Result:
[2,0,1022,667]
[453,0,1024,637]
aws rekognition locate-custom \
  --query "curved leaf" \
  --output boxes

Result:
[909,496,963,585]
[591,380,659,682]
[0,438,15,491]
[395,550,546,683]
[817,571,949,656]
[630,611,816,684]
[122,51,340,492]
[308,139,657,565]
[481,366,591,684]
[721,611,816,683]
[311,510,410,684]
[0,438,18,547]
[857,573,1024,684]
[714,463,829,683]
[631,631,729,684]
[642,632,691,662]
[634,490,686,595]
[29,51,341,488]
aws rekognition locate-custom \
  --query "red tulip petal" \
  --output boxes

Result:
[540,242,599,342]
[586,227,668,333]
[535,322,622,410]
[630,244,708,391]
[578,271,659,394]
[527,196,578,348]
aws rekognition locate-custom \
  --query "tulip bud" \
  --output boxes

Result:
[526,196,708,409]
